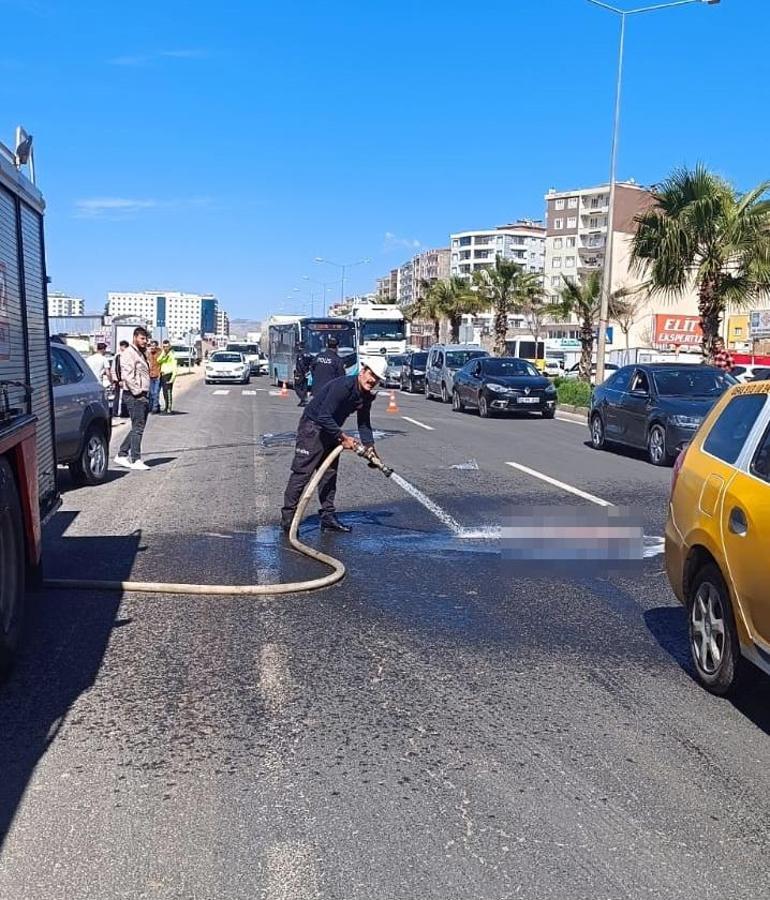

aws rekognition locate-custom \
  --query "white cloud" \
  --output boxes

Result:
[383,231,422,252]
[74,196,214,219]
[108,49,208,67]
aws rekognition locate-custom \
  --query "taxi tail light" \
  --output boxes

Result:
[671,444,689,496]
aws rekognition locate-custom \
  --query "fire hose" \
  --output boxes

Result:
[44,444,392,597]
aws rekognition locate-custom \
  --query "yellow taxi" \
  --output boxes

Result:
[666,380,770,695]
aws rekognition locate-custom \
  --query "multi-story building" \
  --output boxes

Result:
[413,248,450,295]
[450,221,545,279]
[215,309,230,337]
[376,249,450,307]
[398,259,414,307]
[107,290,218,339]
[48,291,85,317]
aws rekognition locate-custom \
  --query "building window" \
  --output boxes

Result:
[565,256,575,268]
[551,276,561,287]
[552,257,562,268]
[459,236,471,246]
[566,236,576,248]
[565,274,577,284]
[735,327,743,336]
[553,238,563,249]
[568,197,578,209]
[554,218,563,230]
[555,199,565,210]
[567,217,577,229]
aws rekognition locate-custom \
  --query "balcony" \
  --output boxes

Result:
[578,238,605,253]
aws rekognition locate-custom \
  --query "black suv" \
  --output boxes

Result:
[50,342,112,485]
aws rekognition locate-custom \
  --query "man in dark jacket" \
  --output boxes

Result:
[281,357,388,534]
[293,341,314,407]
[310,336,346,395]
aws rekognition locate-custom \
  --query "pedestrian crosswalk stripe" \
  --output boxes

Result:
[242,389,257,395]
[213,389,230,395]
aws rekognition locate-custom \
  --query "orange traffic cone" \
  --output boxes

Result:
[386,390,399,414]
[280,382,289,398]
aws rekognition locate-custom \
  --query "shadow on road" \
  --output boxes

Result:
[0,511,141,851]
[645,605,770,736]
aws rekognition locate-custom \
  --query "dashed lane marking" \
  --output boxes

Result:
[213,389,230,395]
[505,461,613,507]
[401,415,434,431]
[242,389,257,395]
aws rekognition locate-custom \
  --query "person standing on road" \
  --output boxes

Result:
[148,340,162,413]
[712,337,735,374]
[115,327,151,471]
[281,357,388,534]
[309,335,346,395]
[157,340,178,414]
[87,343,112,388]
[112,339,129,420]
[293,341,313,407]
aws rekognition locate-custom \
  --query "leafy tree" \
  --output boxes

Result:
[631,165,770,360]
[427,276,485,343]
[473,256,543,356]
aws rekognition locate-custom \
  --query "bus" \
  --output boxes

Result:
[268,316,357,386]
[505,335,546,368]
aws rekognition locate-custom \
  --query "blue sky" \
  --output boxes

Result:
[1,0,766,321]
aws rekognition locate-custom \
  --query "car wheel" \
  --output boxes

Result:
[648,424,671,466]
[70,425,109,486]
[542,408,556,419]
[0,458,25,677]
[452,389,464,412]
[244,375,251,385]
[479,395,491,418]
[688,562,744,695]
[425,383,432,399]
[590,413,606,450]
[441,382,449,403]
[401,376,408,393]
[205,379,210,385]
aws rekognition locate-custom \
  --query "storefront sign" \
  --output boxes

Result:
[653,314,702,347]
[750,310,770,339]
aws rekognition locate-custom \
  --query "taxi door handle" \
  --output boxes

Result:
[728,506,748,537]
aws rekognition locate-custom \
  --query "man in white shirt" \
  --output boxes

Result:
[87,342,112,387]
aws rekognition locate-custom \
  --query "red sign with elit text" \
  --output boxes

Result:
[653,314,702,347]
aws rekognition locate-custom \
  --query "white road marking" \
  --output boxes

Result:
[213,389,230,395]
[555,414,586,427]
[401,415,434,431]
[242,389,257,395]
[505,461,613,507]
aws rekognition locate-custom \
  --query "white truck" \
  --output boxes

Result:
[350,302,407,369]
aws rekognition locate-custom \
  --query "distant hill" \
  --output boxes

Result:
[228,318,265,338]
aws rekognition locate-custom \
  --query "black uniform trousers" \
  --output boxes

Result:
[281,418,340,526]
[294,376,309,404]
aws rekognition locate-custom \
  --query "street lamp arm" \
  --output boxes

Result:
[586,0,625,12]
[628,0,707,15]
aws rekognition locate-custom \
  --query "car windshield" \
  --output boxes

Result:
[226,344,257,354]
[211,353,242,363]
[446,350,486,368]
[388,355,407,366]
[410,353,428,367]
[652,367,737,397]
[304,325,356,353]
[483,358,539,377]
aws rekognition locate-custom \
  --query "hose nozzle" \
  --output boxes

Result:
[354,443,394,478]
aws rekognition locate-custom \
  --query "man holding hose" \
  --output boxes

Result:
[281,357,388,534]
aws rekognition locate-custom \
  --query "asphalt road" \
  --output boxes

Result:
[2,375,770,900]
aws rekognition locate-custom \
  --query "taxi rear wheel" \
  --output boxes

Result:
[688,562,743,696]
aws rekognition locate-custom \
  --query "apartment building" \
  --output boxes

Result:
[107,290,218,339]
[215,309,230,337]
[450,221,545,279]
[48,291,85,317]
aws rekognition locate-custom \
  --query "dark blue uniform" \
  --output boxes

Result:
[293,350,314,405]
[281,375,375,529]
[310,349,346,394]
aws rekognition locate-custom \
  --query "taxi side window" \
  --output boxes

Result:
[703,394,766,465]
[751,424,770,482]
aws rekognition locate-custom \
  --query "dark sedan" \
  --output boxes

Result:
[452,356,557,418]
[400,350,429,393]
[589,363,737,466]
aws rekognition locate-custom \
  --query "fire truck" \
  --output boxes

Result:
[0,128,58,673]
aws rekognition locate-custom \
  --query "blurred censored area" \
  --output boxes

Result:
[498,506,646,573]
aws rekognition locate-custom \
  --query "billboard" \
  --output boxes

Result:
[653,314,702,347]
[750,310,770,339]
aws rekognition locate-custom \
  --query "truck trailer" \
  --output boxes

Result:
[0,128,58,673]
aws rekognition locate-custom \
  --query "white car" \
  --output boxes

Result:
[205,351,251,384]
[564,362,619,384]
[543,359,563,377]
[730,363,770,383]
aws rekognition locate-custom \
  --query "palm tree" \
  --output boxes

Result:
[631,165,770,361]
[473,256,543,356]
[404,280,443,342]
[547,273,633,382]
[521,287,548,362]
[427,276,485,343]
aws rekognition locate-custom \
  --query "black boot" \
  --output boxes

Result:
[281,514,294,534]
[321,515,352,534]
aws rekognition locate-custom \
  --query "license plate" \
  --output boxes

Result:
[517,396,540,404]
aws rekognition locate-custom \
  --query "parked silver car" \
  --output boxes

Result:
[425,344,489,403]
[50,342,112,485]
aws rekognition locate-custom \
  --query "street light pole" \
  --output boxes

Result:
[588,0,720,384]
[314,256,372,309]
